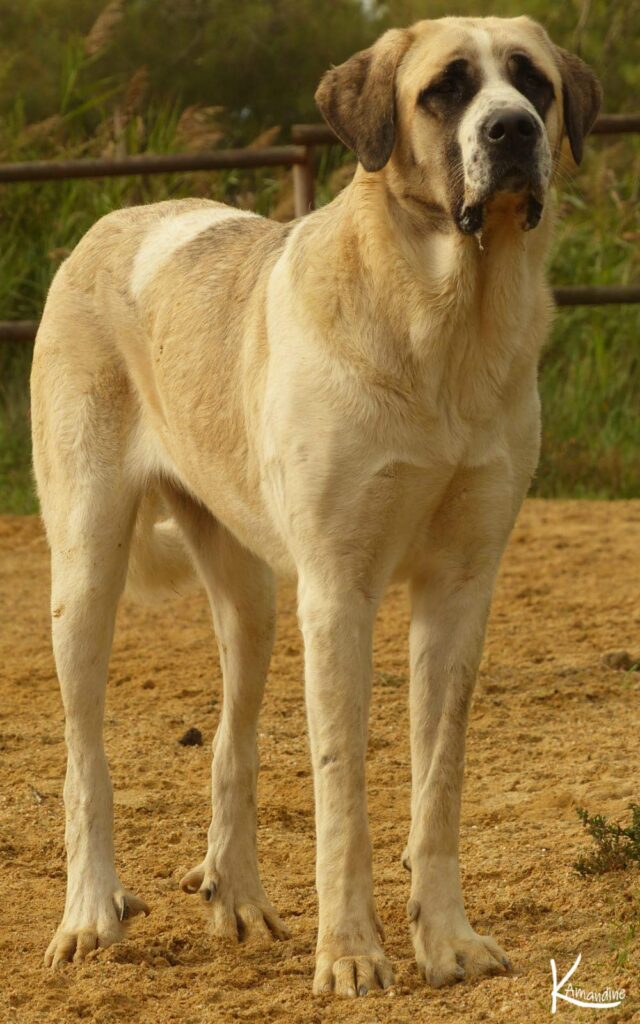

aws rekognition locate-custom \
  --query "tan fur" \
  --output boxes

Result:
[31,16,599,995]
[125,489,195,603]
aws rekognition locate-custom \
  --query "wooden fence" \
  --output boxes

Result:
[1,113,638,342]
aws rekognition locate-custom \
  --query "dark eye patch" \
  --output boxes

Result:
[509,52,554,118]
[417,58,478,114]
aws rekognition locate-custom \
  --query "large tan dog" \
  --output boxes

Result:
[31,15,600,996]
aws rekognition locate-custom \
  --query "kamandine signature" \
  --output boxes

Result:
[550,954,625,1013]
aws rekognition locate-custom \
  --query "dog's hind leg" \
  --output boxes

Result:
[44,491,149,967]
[32,325,149,967]
[165,488,290,943]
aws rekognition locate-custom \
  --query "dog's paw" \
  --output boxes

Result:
[313,934,394,996]
[180,862,290,944]
[44,887,149,968]
[409,905,511,987]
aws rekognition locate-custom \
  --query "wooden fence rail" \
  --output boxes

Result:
[0,113,637,341]
[0,146,308,184]
[288,114,640,223]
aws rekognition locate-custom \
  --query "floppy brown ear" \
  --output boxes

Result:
[314,29,410,172]
[554,47,602,164]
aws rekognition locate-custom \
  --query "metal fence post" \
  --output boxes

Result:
[293,144,315,217]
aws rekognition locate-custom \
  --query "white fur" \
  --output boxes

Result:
[130,206,253,299]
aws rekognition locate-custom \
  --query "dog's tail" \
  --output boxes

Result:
[125,490,197,603]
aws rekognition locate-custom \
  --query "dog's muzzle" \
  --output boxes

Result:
[457,105,547,235]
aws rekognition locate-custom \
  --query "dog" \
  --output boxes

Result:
[31,15,600,996]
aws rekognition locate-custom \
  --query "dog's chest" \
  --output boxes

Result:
[367,349,522,477]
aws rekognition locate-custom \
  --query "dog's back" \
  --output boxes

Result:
[31,198,293,593]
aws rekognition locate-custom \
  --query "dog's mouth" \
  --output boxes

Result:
[495,164,530,192]
[457,194,544,235]
[457,164,545,236]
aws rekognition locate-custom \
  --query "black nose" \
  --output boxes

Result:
[483,108,539,150]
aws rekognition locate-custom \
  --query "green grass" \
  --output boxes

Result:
[0,74,638,512]
[534,135,640,498]
[575,805,640,877]
[536,304,639,498]
[0,350,37,514]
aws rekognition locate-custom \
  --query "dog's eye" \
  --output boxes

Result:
[524,69,545,88]
[434,77,458,94]
[508,52,554,118]
[418,59,474,109]
[419,77,461,104]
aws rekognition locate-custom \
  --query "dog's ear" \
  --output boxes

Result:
[553,47,602,164]
[315,29,410,172]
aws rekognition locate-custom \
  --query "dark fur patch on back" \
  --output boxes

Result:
[180,215,292,268]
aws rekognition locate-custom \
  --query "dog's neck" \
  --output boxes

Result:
[333,167,555,366]
[345,165,554,321]
[296,166,555,417]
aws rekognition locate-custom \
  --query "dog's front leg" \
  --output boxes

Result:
[406,571,511,987]
[298,581,393,997]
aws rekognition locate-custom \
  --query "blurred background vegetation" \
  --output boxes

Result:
[0,0,638,511]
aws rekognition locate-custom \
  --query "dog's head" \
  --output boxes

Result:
[315,17,601,233]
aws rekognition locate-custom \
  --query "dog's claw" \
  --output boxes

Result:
[180,865,218,902]
[113,892,149,923]
[180,865,205,894]
[200,881,217,902]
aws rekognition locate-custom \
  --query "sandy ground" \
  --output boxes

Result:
[0,500,639,1024]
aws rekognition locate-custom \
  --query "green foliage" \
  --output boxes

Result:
[574,805,640,877]
[0,343,37,514]
[0,0,638,127]
[534,135,640,498]
[0,0,378,136]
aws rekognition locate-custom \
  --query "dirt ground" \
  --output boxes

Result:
[0,500,639,1024]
